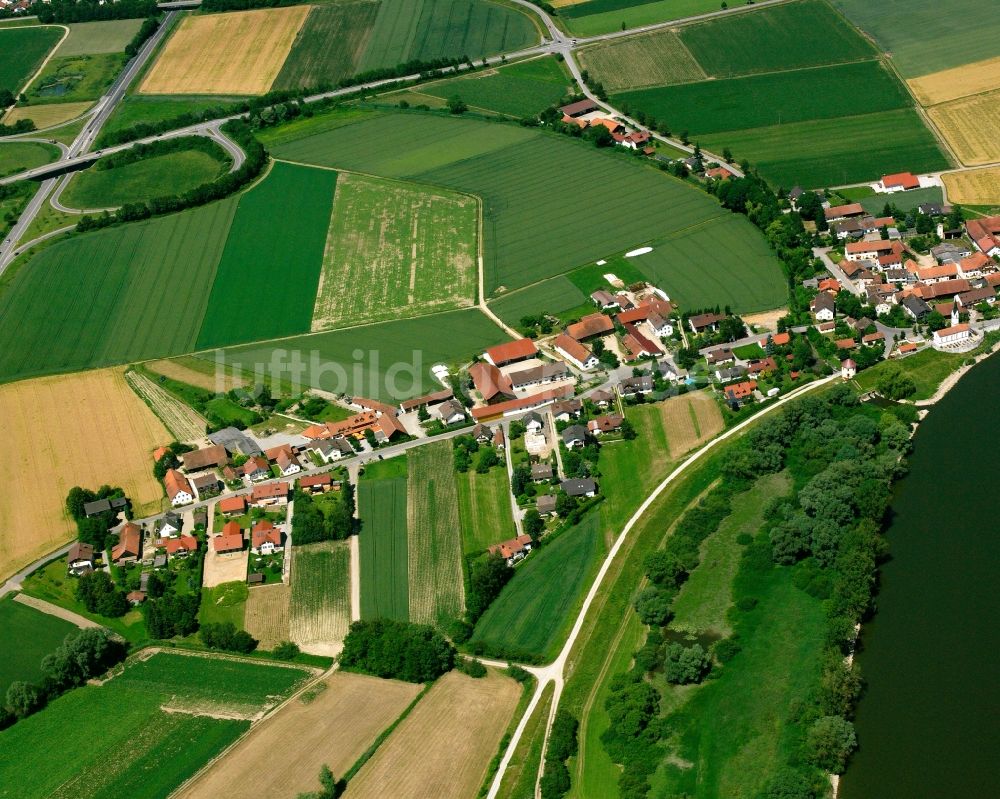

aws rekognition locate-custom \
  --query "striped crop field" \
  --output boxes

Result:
[290,540,352,649]
[406,441,464,625]
[358,476,409,621]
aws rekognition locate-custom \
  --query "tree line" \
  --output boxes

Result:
[34,0,157,23]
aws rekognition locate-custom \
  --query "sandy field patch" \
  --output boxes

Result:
[2,100,91,128]
[146,357,247,392]
[345,669,521,799]
[126,370,207,442]
[0,368,168,581]
[14,593,99,628]
[742,307,788,331]
[139,7,308,95]
[908,55,1000,106]
[927,89,1000,165]
[659,390,724,459]
[943,167,1000,205]
[245,582,291,649]
[203,547,249,588]
[176,671,422,799]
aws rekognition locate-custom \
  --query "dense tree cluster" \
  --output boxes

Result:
[540,709,578,799]
[124,16,159,58]
[35,0,156,23]
[2,628,125,728]
[292,483,355,545]
[66,485,129,551]
[340,619,454,682]
[144,591,201,639]
[76,571,129,618]
[465,553,513,624]
[201,621,258,653]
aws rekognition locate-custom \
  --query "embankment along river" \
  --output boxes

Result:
[840,354,1000,798]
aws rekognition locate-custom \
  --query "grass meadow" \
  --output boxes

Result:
[311,172,477,331]
[577,30,706,92]
[26,53,125,104]
[0,141,60,178]
[406,441,465,624]
[0,198,237,383]
[273,1,379,89]
[419,56,572,117]
[200,581,248,628]
[358,0,539,73]
[614,60,911,136]
[0,652,310,799]
[457,465,516,555]
[290,540,352,647]
[213,309,509,403]
[358,476,409,621]
[58,19,143,56]
[0,595,76,696]
[61,144,229,210]
[471,512,605,662]
[196,161,336,349]
[698,109,949,189]
[679,0,875,77]
[0,26,62,94]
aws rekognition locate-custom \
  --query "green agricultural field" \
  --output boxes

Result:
[457,465,517,555]
[99,95,244,144]
[831,0,1000,77]
[488,275,589,329]
[418,56,572,117]
[577,30,706,92]
[200,581,248,627]
[0,140,60,178]
[0,26,62,94]
[0,652,310,799]
[698,108,950,189]
[679,0,876,77]
[670,471,790,637]
[273,1,380,89]
[614,60,911,137]
[311,172,477,331]
[60,143,230,210]
[358,476,409,621]
[0,595,76,696]
[358,0,539,72]
[406,441,464,624]
[471,512,605,661]
[0,198,237,384]
[211,309,509,403]
[290,540,351,645]
[196,161,336,349]
[57,19,144,56]
[25,53,125,104]
[559,0,719,37]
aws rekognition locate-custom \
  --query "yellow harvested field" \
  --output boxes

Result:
[176,671,422,799]
[139,7,308,95]
[909,56,1000,106]
[146,357,247,392]
[942,167,1000,205]
[2,101,91,128]
[244,582,291,650]
[659,390,724,459]
[927,89,1000,166]
[0,368,168,581]
[551,0,588,6]
[345,669,521,799]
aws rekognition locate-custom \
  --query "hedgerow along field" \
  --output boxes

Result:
[0,26,62,95]
[457,465,516,555]
[471,512,605,661]
[140,7,309,95]
[357,0,540,72]
[0,652,311,799]
[345,670,521,799]
[176,672,422,799]
[268,110,771,296]
[697,109,949,189]
[0,368,169,582]
[0,595,76,696]
[0,197,236,383]
[311,172,477,331]
[577,29,706,92]
[830,0,1000,78]
[678,0,876,77]
[418,56,572,117]
[211,308,509,403]
[290,540,352,651]
[196,161,336,349]
[61,142,230,210]
[273,1,380,89]
[358,476,409,621]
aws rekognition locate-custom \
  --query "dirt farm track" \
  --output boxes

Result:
[0,368,169,581]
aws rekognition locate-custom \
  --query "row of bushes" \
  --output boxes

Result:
[35,0,156,23]
[77,120,265,232]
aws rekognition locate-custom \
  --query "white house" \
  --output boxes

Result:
[811,292,836,322]
[276,450,301,477]
[436,399,467,425]
[933,323,972,346]
[523,411,545,434]
[553,333,599,371]
[164,469,193,507]
[841,359,857,379]
[646,312,673,337]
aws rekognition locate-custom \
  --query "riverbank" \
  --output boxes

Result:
[914,337,1000,406]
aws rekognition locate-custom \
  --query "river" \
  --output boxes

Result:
[840,354,1000,798]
